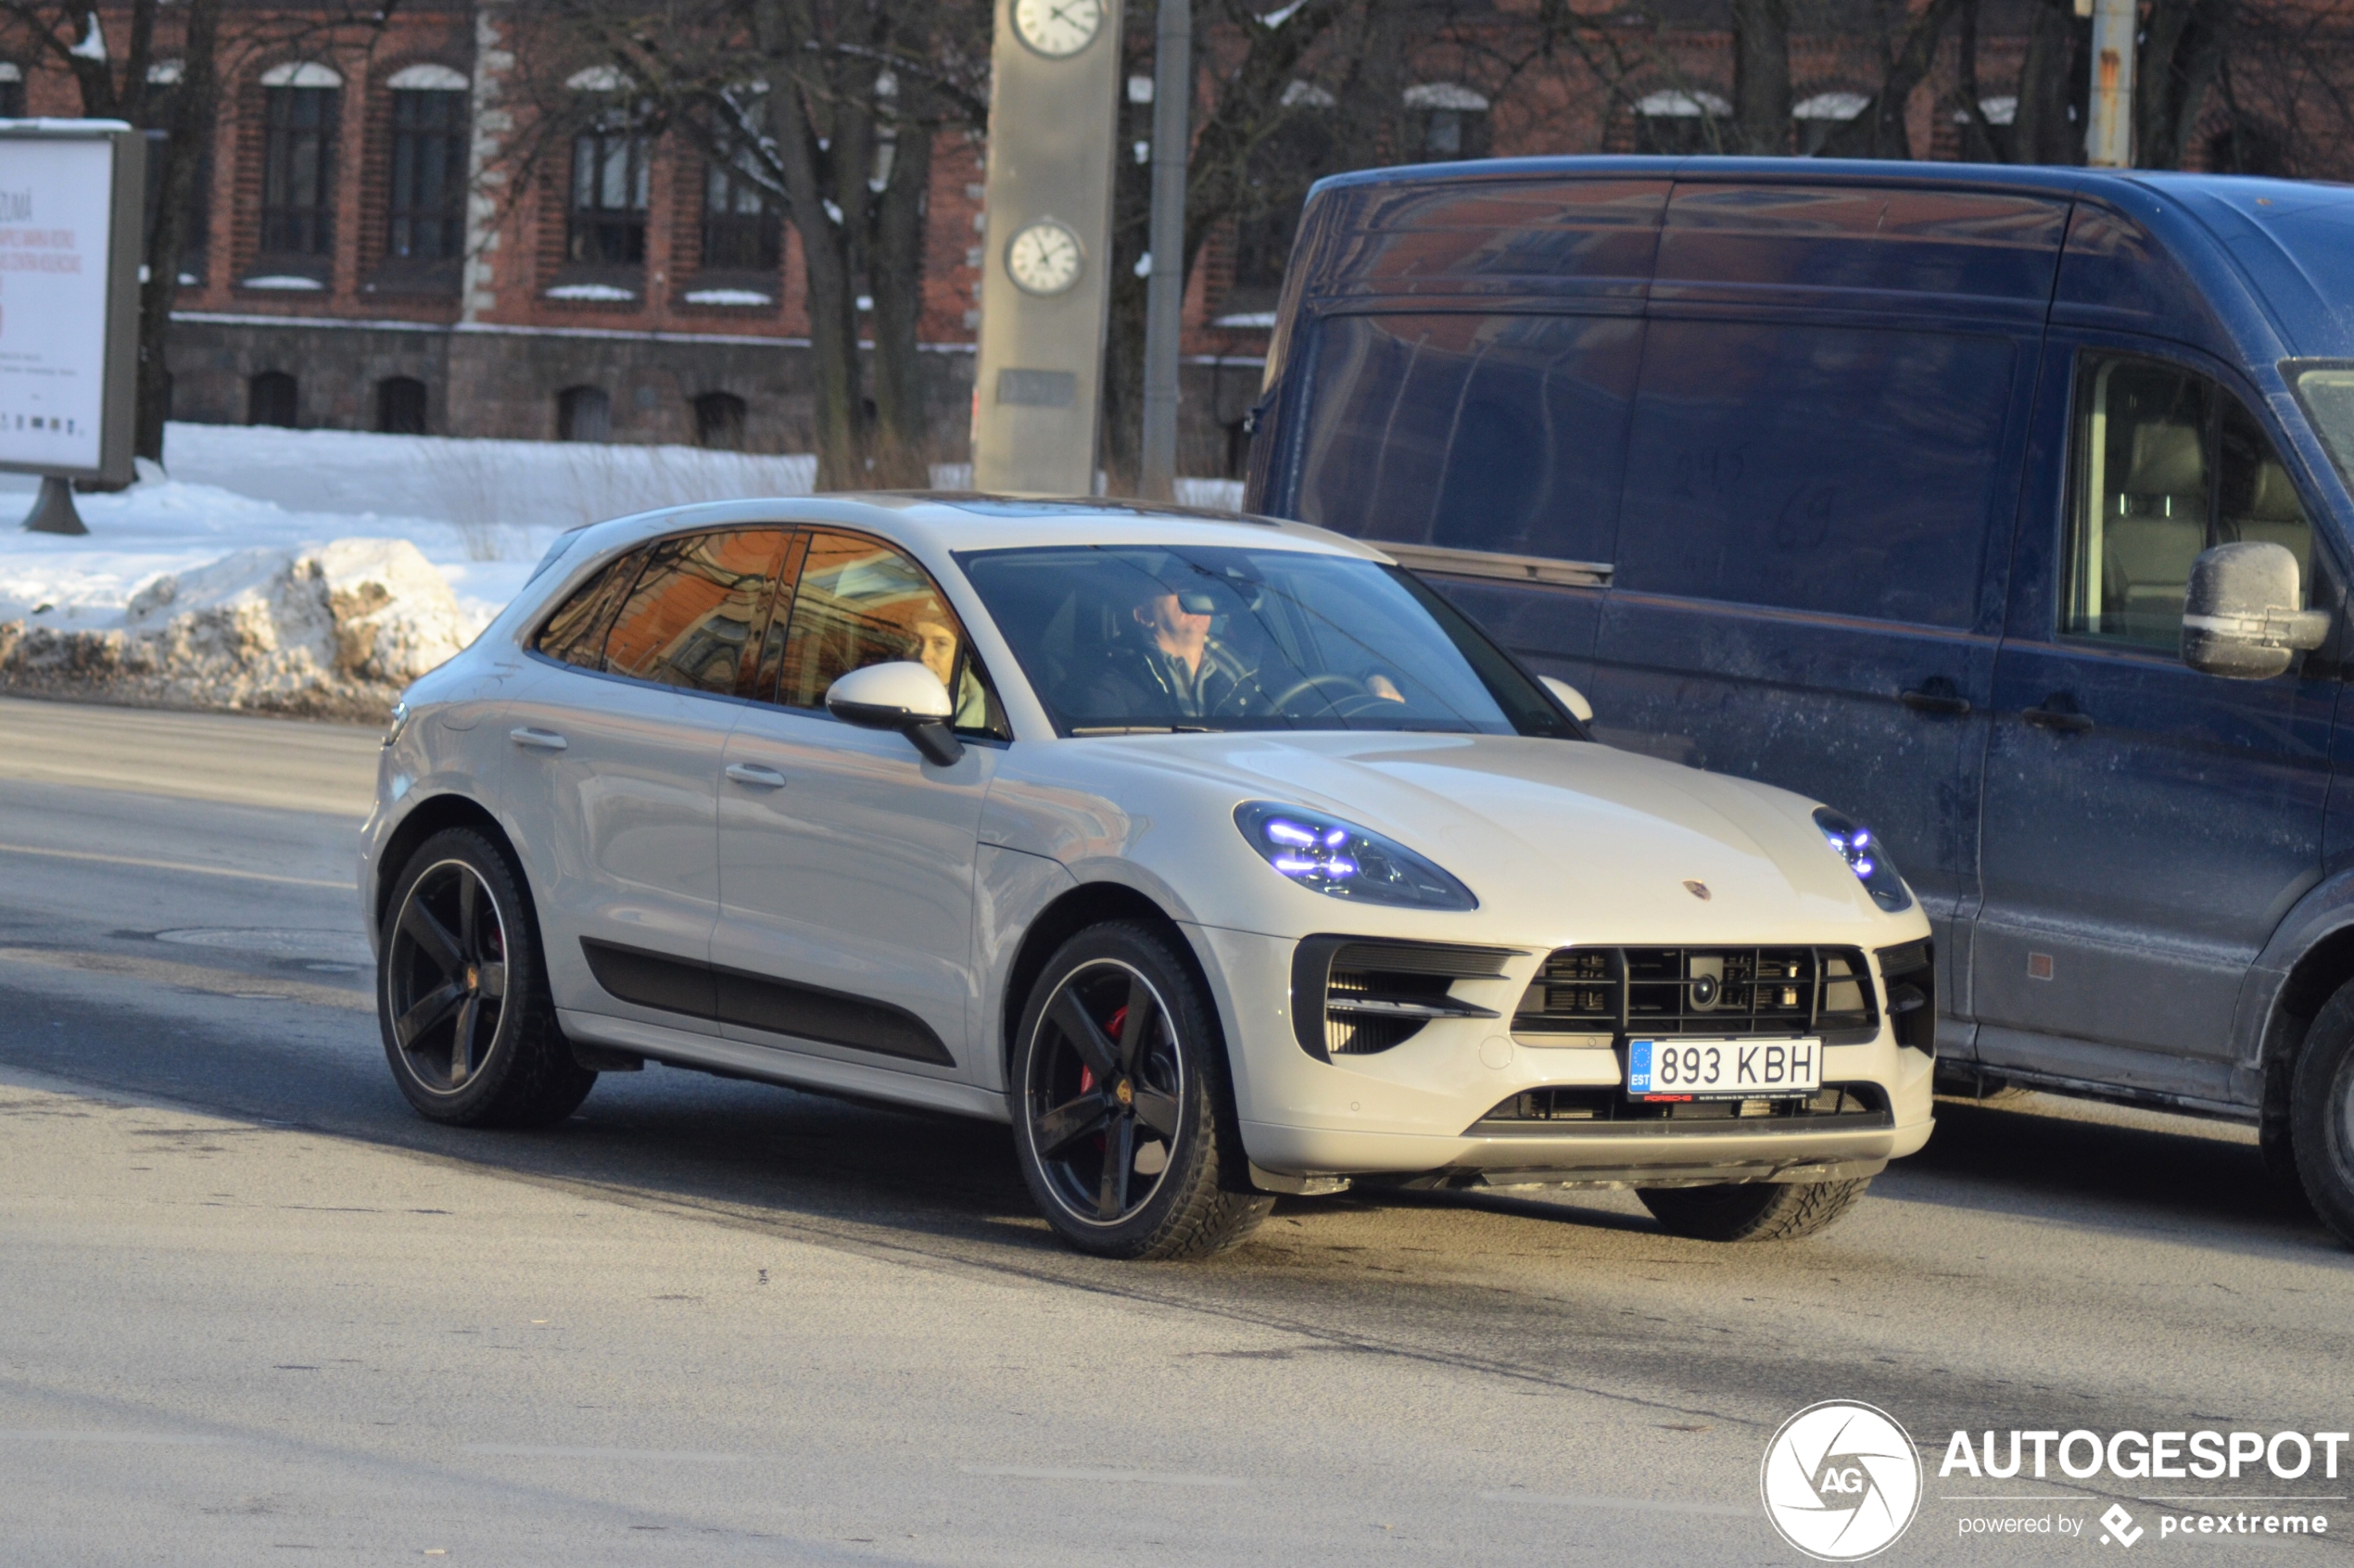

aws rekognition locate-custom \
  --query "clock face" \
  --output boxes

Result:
[1006,221,1084,297]
[1012,0,1104,58]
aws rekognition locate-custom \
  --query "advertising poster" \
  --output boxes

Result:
[0,134,119,475]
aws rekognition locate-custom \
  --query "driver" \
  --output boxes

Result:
[1104,585,1270,720]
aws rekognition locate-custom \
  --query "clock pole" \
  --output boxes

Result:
[970,0,1127,496]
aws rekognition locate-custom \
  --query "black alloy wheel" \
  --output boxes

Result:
[1012,923,1272,1259]
[378,828,595,1128]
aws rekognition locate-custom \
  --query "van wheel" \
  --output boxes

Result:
[1011,922,1273,1260]
[1638,1178,1869,1242]
[2288,981,2354,1248]
[378,828,595,1129]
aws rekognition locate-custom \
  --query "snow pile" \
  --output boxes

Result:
[0,537,473,719]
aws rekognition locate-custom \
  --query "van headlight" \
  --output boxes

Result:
[1814,807,1912,913]
[1234,802,1476,911]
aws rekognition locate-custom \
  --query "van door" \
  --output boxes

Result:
[1971,338,2339,1103]
[1581,182,2068,1056]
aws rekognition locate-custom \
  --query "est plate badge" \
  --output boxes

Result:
[1626,1037,1822,1099]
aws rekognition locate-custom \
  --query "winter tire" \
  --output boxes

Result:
[1638,1177,1870,1242]
[378,828,595,1129]
[1011,921,1272,1259]
[2289,980,2354,1248]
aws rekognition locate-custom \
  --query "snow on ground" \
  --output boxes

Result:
[0,423,824,633]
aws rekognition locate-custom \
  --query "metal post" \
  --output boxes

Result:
[1139,0,1191,502]
[2085,0,2136,169]
[22,475,88,536]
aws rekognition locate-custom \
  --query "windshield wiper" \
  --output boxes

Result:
[1068,725,1219,736]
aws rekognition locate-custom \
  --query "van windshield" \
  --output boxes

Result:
[2293,365,2354,493]
[957,544,1578,739]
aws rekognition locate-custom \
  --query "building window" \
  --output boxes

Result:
[259,64,343,260]
[249,371,298,427]
[1403,82,1491,162]
[386,67,469,265]
[1794,91,1867,157]
[377,376,428,434]
[568,119,649,268]
[146,62,211,283]
[558,385,612,443]
[1632,89,1728,155]
[0,63,23,120]
[702,137,780,274]
[1227,85,1339,319]
[693,392,747,450]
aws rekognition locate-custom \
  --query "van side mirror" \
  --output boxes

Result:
[2181,542,2331,680]
[825,661,965,766]
[1540,676,1595,724]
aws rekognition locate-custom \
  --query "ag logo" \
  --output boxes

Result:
[1760,1400,1923,1561]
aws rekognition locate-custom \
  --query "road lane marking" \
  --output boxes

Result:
[962,1466,1246,1487]
[1478,1490,1750,1516]
[461,1445,751,1462]
[0,841,356,891]
[0,1430,237,1445]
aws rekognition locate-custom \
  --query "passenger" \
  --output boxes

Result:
[910,609,992,729]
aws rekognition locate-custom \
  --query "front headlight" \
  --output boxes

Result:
[1234,802,1477,911]
[1813,807,1912,913]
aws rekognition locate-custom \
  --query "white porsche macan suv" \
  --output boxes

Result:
[362,497,1936,1258]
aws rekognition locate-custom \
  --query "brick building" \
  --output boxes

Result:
[3,0,2336,474]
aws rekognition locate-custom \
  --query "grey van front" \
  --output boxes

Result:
[1244,155,2354,1242]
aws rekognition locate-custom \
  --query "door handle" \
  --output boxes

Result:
[2020,696,2094,734]
[724,762,789,789]
[1897,685,1972,716]
[508,727,569,752]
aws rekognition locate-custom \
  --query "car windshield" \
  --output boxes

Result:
[2294,364,2354,494]
[957,544,1578,738]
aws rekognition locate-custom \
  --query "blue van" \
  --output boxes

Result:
[1244,157,2354,1243]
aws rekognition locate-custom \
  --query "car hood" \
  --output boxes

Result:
[1040,730,1909,944]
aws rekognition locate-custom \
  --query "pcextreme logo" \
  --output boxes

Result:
[1762,1400,1925,1562]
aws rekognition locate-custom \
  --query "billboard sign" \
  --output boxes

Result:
[0,121,145,486]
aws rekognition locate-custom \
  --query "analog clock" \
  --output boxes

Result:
[1012,0,1104,58]
[1006,220,1084,297]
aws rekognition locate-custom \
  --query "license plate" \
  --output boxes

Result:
[1626,1038,1822,1099]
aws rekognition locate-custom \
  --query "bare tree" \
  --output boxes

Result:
[532,0,988,488]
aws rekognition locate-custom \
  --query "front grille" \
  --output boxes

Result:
[1513,945,1878,1041]
[1290,937,1517,1060]
[1474,1081,1889,1129]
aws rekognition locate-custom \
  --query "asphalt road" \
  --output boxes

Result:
[0,693,2348,1567]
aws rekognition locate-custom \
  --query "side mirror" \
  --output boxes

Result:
[2182,541,2331,680]
[1540,675,1595,724]
[825,661,964,766]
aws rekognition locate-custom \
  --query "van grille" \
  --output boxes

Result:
[1513,945,1878,1041]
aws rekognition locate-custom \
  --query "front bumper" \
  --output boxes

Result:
[1189,922,1936,1188]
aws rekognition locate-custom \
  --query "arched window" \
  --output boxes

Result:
[258,62,344,267]
[692,392,747,450]
[146,59,211,281]
[249,372,299,428]
[565,70,649,280]
[1632,89,1729,155]
[1404,82,1491,161]
[1793,91,1868,157]
[376,376,428,435]
[0,62,24,120]
[557,386,611,443]
[386,64,470,268]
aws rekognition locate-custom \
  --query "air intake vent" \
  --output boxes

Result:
[1290,937,1518,1060]
[1876,940,1935,1057]
[1513,946,1878,1042]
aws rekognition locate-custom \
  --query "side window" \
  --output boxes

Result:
[1615,322,2018,627]
[533,551,645,667]
[601,529,792,695]
[2061,355,2312,650]
[775,529,1006,736]
[1294,312,1642,563]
